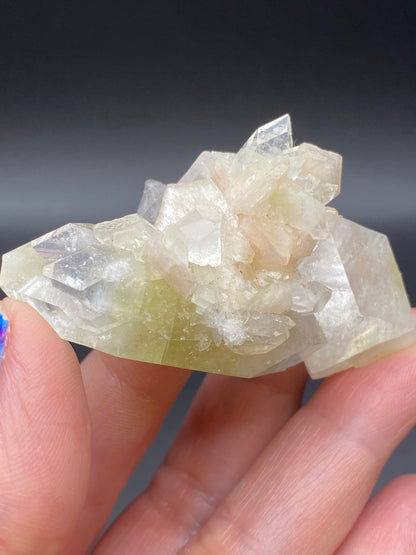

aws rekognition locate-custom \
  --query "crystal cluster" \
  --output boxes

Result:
[1,115,415,378]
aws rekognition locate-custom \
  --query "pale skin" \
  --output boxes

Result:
[0,298,415,554]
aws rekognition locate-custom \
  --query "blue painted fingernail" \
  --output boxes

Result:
[0,314,9,359]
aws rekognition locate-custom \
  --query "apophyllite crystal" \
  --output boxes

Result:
[1,115,415,378]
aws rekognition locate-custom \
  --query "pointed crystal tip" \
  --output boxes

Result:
[242,113,293,156]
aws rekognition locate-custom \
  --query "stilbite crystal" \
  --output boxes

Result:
[0,115,415,378]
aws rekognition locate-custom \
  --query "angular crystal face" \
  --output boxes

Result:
[0,114,414,379]
[241,113,293,157]
[137,178,166,224]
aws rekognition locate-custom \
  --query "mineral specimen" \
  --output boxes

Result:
[1,115,415,378]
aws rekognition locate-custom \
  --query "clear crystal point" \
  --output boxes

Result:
[1,115,414,379]
[241,113,293,157]
[137,178,166,224]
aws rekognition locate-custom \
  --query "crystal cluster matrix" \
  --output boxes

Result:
[1,115,415,378]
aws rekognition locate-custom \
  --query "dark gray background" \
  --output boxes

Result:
[0,0,415,534]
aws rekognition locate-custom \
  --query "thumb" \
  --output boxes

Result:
[0,298,91,554]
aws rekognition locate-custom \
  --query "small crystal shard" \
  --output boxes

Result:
[1,115,414,379]
[137,178,166,224]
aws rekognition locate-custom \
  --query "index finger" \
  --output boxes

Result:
[62,347,190,553]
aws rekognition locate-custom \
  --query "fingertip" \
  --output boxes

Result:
[0,298,92,550]
[0,297,78,370]
[0,297,90,446]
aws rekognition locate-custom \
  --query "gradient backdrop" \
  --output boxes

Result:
[0,0,415,531]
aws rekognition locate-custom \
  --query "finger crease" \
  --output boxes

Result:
[146,460,219,536]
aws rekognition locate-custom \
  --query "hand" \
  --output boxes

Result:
[0,298,415,554]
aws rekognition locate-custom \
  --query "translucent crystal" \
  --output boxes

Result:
[241,113,293,157]
[179,151,235,184]
[0,114,414,379]
[137,178,166,224]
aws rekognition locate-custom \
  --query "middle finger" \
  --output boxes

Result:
[96,363,307,553]
[183,339,416,554]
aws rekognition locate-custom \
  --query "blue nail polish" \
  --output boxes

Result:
[0,315,9,359]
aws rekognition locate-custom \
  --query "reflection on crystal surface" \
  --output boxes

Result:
[33,223,96,262]
[43,246,108,291]
[0,114,414,379]
[241,113,293,157]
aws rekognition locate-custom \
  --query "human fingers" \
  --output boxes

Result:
[94,364,307,554]
[0,299,91,554]
[336,474,416,554]
[62,351,190,553]
[182,323,416,553]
